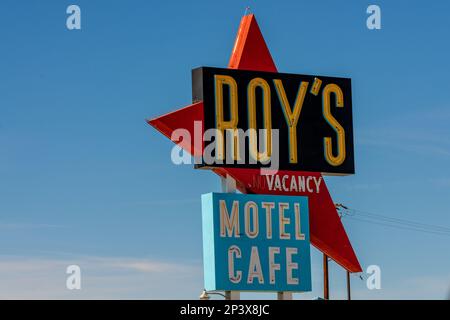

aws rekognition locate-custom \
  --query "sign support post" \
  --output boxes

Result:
[347,271,351,300]
[277,292,293,300]
[323,254,329,299]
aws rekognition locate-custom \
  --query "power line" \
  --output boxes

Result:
[336,205,450,237]
[347,208,450,233]
[345,216,450,236]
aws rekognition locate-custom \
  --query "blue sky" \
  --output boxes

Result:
[0,0,449,299]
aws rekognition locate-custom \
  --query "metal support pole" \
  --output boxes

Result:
[225,291,240,300]
[346,271,351,300]
[277,292,293,300]
[323,254,329,300]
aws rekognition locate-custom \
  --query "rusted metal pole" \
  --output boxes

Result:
[347,271,351,300]
[323,254,329,299]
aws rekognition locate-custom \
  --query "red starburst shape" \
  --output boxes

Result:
[148,14,362,273]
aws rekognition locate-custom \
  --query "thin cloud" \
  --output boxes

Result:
[0,255,202,299]
[357,136,450,158]
[129,198,199,206]
[0,222,65,230]
[356,106,450,158]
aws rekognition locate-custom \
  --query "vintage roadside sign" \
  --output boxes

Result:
[193,67,354,175]
[147,14,362,274]
[202,192,311,292]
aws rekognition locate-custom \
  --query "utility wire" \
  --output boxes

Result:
[346,208,450,233]
[345,216,450,236]
[336,205,450,237]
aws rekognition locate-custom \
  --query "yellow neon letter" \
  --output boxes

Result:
[215,75,239,161]
[274,79,308,163]
[322,84,346,166]
[247,77,272,162]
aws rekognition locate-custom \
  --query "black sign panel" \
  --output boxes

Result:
[192,67,354,175]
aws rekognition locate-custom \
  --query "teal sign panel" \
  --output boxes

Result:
[202,192,311,292]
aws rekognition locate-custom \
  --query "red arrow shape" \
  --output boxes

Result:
[219,168,362,272]
[228,14,277,72]
[149,102,204,157]
[148,14,362,273]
